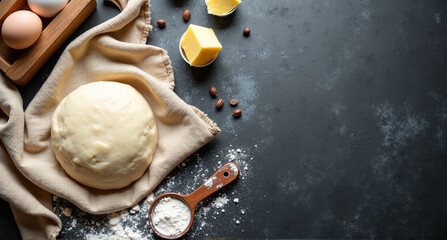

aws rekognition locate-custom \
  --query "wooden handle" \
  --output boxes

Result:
[183,162,240,208]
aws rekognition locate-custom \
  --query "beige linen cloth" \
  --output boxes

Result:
[0,0,220,239]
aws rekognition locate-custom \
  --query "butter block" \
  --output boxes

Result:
[207,0,241,15]
[181,24,222,67]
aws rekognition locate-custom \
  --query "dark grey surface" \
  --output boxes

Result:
[1,0,447,238]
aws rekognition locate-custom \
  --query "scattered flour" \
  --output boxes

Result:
[54,144,257,239]
[204,176,216,188]
[152,197,191,236]
[212,194,229,208]
[84,194,156,240]
[129,204,140,215]
[108,214,120,226]
[230,163,239,175]
[227,148,246,162]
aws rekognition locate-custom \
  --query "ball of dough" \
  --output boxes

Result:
[51,81,157,190]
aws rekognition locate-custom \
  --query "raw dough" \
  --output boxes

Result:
[51,81,157,190]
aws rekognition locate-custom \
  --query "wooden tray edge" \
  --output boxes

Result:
[6,0,97,86]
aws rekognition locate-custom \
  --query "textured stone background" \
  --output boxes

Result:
[1,0,447,238]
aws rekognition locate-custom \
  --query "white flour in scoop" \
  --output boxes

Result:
[152,197,191,236]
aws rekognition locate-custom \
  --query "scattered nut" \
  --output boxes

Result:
[216,99,224,110]
[209,86,218,97]
[243,27,250,36]
[232,109,242,118]
[156,19,166,28]
[229,99,238,106]
[183,9,191,22]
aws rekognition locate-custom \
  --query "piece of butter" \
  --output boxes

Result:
[181,24,222,67]
[206,0,241,15]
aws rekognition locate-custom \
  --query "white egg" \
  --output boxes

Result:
[28,0,68,18]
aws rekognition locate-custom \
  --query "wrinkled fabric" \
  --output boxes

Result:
[0,0,219,238]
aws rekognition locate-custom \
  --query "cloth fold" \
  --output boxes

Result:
[0,0,219,238]
[0,76,61,240]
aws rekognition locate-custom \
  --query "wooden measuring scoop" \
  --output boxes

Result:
[148,162,240,239]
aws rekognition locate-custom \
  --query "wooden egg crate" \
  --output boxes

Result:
[0,0,96,86]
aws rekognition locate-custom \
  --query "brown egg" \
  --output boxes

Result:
[1,10,42,49]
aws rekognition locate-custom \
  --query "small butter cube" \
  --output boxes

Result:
[207,0,241,15]
[181,24,222,67]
